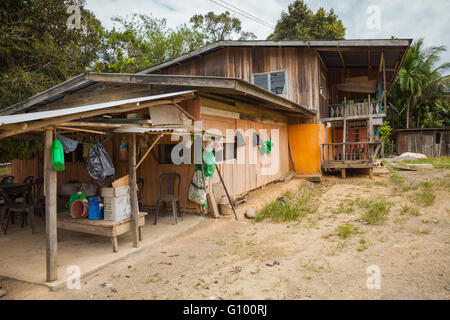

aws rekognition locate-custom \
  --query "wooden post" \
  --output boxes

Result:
[382,52,387,113]
[44,128,57,282]
[343,118,347,161]
[129,133,139,248]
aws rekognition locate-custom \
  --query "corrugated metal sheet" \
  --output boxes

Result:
[0,91,196,126]
[113,127,192,133]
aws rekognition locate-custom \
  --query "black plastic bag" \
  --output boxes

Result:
[85,142,115,183]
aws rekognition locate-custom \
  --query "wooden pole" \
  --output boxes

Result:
[382,52,387,113]
[136,134,162,169]
[215,164,238,221]
[44,128,57,282]
[129,133,139,248]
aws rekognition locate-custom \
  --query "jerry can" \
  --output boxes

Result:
[51,139,65,171]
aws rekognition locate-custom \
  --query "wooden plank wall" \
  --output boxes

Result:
[158,47,320,112]
[200,114,289,200]
[397,132,449,157]
[11,100,291,212]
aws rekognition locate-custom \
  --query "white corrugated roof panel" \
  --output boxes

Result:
[0,91,196,126]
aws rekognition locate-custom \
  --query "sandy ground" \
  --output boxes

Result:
[1,166,449,300]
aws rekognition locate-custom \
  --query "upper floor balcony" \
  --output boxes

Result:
[321,96,386,122]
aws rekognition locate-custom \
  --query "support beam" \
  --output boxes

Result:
[129,133,139,248]
[379,52,384,73]
[44,128,58,282]
[337,48,346,68]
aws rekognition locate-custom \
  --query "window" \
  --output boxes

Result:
[252,71,287,95]
[214,138,238,163]
[319,72,327,99]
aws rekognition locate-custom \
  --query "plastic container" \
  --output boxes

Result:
[103,195,131,222]
[71,200,88,219]
[88,197,103,220]
[51,139,65,171]
[69,192,86,213]
[101,185,130,198]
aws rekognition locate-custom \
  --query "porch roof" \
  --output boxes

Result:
[0,73,316,118]
[0,91,195,126]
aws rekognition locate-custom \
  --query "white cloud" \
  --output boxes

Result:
[84,0,450,68]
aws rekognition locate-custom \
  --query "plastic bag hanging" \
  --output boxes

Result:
[85,142,115,183]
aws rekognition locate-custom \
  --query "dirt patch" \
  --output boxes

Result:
[1,168,449,300]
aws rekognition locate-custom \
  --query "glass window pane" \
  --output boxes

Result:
[270,71,286,94]
[253,73,269,91]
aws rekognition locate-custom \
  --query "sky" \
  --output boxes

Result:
[85,0,450,68]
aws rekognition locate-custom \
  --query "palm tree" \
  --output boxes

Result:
[394,39,450,128]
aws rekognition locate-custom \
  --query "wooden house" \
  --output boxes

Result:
[0,39,410,281]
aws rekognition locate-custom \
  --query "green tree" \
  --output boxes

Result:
[95,14,204,73]
[268,0,345,40]
[190,11,256,44]
[390,39,450,128]
[0,0,103,109]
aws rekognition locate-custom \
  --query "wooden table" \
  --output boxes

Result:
[57,212,148,252]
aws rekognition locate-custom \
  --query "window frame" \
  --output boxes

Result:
[251,70,288,96]
[319,72,327,99]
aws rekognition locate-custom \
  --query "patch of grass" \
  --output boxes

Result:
[326,224,363,239]
[401,157,450,169]
[333,200,356,215]
[357,245,368,252]
[255,186,319,222]
[302,258,332,272]
[358,198,392,225]
[336,224,360,239]
[234,289,244,296]
[400,205,421,216]
[413,182,436,207]
[389,169,406,184]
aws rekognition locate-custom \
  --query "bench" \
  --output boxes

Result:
[57,212,148,252]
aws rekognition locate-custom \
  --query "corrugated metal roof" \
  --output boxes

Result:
[0,91,196,126]
[113,127,191,133]
[141,39,412,74]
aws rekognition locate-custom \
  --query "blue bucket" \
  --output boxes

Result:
[88,197,103,220]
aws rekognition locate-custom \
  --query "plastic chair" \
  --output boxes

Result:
[154,173,181,225]
[137,178,144,208]
[1,185,36,235]
[33,177,45,218]
[1,176,14,184]
[23,176,35,184]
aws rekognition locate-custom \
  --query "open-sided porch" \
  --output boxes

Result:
[0,211,204,289]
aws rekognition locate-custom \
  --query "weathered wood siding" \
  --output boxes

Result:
[156,47,321,111]
[11,95,291,212]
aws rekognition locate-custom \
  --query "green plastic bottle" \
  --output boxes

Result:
[51,139,65,171]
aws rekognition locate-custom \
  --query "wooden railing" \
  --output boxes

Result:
[327,99,385,119]
[321,142,371,162]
